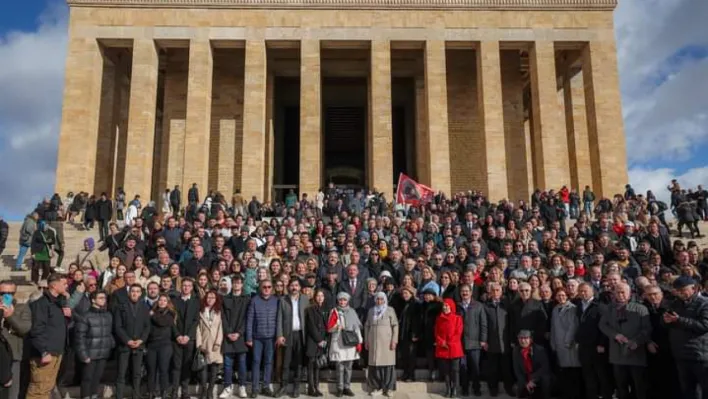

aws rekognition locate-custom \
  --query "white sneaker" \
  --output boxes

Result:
[237,386,247,398]
[219,386,233,398]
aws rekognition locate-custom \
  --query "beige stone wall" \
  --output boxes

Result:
[446,49,484,194]
[208,49,245,197]
[501,50,528,202]
[56,4,628,200]
[159,49,188,202]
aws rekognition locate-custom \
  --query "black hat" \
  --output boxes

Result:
[673,276,696,289]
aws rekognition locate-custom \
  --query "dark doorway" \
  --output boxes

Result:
[322,77,367,186]
[392,77,416,182]
[273,77,300,201]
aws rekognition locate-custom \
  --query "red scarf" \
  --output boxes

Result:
[521,347,533,382]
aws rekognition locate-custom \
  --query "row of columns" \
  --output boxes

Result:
[55,37,627,203]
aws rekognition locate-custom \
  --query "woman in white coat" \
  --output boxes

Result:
[327,292,363,397]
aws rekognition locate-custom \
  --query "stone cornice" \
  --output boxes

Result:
[66,0,618,11]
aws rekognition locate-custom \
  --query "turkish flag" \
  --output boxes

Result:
[395,173,434,206]
[327,308,339,331]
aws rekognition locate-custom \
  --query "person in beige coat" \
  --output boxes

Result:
[196,290,224,399]
[365,292,399,396]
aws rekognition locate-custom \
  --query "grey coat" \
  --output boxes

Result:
[458,300,488,350]
[364,307,399,366]
[19,216,36,247]
[599,301,652,366]
[550,302,580,368]
[276,294,309,344]
[0,302,32,361]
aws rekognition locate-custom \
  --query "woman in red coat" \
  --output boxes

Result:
[434,298,464,398]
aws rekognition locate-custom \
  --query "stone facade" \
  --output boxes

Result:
[55,0,628,204]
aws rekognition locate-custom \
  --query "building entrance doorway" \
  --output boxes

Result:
[323,77,367,186]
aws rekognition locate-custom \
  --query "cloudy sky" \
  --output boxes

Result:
[0,0,707,220]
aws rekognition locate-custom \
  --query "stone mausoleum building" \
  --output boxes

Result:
[55,0,629,204]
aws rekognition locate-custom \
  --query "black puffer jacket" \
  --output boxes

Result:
[75,307,115,361]
[668,294,708,362]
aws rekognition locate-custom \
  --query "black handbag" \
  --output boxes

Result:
[340,330,359,347]
[192,351,206,372]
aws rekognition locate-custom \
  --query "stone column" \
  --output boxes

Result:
[476,41,508,201]
[563,70,593,191]
[424,40,451,195]
[241,40,267,200]
[160,50,188,201]
[369,40,394,199]
[501,50,529,202]
[299,40,322,199]
[582,40,628,198]
[93,54,118,196]
[55,37,104,196]
[183,39,213,196]
[123,39,159,202]
[529,41,570,190]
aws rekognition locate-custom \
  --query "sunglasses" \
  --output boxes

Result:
[262,286,273,289]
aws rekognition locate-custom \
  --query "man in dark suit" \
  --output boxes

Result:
[276,279,310,397]
[110,270,137,313]
[484,282,514,397]
[576,283,613,399]
[457,283,487,396]
[337,264,365,314]
[114,284,151,399]
[170,185,181,215]
[172,278,200,399]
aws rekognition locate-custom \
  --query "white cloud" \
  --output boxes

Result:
[0,3,68,219]
[615,0,708,164]
[629,166,708,207]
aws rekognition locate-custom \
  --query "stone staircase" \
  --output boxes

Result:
[0,221,101,295]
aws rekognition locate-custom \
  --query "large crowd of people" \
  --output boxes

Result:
[1,181,708,399]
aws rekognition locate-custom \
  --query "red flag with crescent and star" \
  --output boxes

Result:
[395,173,434,206]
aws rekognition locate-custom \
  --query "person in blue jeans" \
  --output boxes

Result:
[16,212,38,270]
[220,276,251,399]
[245,279,279,398]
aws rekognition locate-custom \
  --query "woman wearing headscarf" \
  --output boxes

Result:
[364,292,399,396]
[435,298,464,398]
[327,292,363,397]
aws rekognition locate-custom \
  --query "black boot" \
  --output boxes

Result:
[115,384,124,399]
[444,381,451,398]
[450,386,458,398]
[199,384,208,399]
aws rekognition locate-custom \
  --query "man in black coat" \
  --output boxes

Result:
[484,282,514,397]
[181,245,211,278]
[188,183,200,206]
[643,285,679,399]
[172,278,200,399]
[95,193,113,242]
[221,276,250,398]
[576,283,613,399]
[508,283,548,346]
[664,276,708,399]
[458,283,488,396]
[170,185,182,216]
[27,274,70,399]
[114,284,151,399]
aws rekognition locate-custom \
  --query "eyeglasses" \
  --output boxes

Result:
[262,286,273,289]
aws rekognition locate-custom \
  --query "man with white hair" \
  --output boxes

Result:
[599,283,651,399]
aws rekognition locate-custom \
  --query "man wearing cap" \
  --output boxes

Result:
[664,276,708,399]
[512,330,551,399]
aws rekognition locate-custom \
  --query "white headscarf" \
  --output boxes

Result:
[373,291,388,321]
